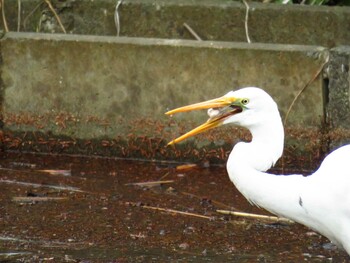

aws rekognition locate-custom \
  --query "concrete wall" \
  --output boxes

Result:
[2,33,326,134]
[0,32,329,167]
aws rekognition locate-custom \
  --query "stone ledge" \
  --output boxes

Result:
[1,1,350,46]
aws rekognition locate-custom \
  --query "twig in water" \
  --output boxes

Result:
[0,251,31,257]
[37,169,72,176]
[12,196,68,203]
[125,180,174,187]
[114,0,123,36]
[242,0,251,43]
[216,210,294,224]
[128,202,214,220]
[1,0,9,32]
[176,163,198,171]
[143,205,213,220]
[183,23,202,41]
[0,179,85,192]
[44,0,66,33]
[158,172,170,181]
[17,0,21,31]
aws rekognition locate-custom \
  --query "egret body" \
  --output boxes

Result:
[166,87,350,255]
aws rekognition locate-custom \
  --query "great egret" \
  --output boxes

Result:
[166,87,350,255]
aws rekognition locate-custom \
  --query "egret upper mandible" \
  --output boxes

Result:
[166,87,350,255]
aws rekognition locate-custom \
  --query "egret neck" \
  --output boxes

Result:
[226,112,301,217]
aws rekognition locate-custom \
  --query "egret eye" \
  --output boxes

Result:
[241,98,249,105]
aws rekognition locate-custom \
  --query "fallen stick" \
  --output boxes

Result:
[0,251,32,257]
[158,172,170,181]
[183,23,202,41]
[17,0,21,31]
[1,0,9,32]
[12,196,68,203]
[176,163,198,171]
[242,0,251,43]
[143,205,213,220]
[128,202,214,220]
[216,210,294,224]
[0,235,89,248]
[114,0,123,36]
[37,169,72,176]
[0,179,85,193]
[125,180,174,187]
[44,0,66,33]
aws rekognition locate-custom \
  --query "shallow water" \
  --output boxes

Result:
[0,152,348,262]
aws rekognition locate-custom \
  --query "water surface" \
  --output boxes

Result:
[0,152,347,262]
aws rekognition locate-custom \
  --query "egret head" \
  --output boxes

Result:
[166,87,280,145]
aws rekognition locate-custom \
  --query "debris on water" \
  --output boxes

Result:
[180,191,235,210]
[125,180,174,187]
[130,202,215,220]
[9,162,37,168]
[183,226,196,234]
[0,251,32,258]
[303,253,330,262]
[202,160,210,168]
[108,171,117,176]
[179,242,189,250]
[199,197,212,207]
[37,169,72,176]
[306,231,319,237]
[176,163,198,171]
[165,186,176,194]
[158,171,170,180]
[64,255,75,262]
[0,236,27,242]
[216,210,294,224]
[322,242,338,251]
[130,232,146,239]
[12,196,68,203]
[0,179,85,192]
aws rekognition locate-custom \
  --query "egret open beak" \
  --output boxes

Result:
[166,96,243,145]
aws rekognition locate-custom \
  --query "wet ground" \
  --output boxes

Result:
[0,152,349,262]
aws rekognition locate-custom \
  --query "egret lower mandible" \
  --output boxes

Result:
[166,87,350,255]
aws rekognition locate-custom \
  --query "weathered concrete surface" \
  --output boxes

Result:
[326,46,350,150]
[327,46,350,128]
[1,32,326,131]
[2,0,350,47]
[0,32,328,167]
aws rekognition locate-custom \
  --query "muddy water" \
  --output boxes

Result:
[0,152,348,262]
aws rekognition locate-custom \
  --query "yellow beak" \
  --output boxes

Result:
[166,96,242,145]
